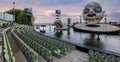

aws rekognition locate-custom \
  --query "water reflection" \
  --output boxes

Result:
[49,24,51,31]
[40,30,46,33]
[67,28,71,40]
[67,28,70,35]
[54,30,63,38]
[84,34,104,48]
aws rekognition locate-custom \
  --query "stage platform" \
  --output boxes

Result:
[73,23,120,35]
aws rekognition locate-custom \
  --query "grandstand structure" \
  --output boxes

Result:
[0,12,14,27]
[0,12,14,22]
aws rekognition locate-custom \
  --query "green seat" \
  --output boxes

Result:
[5,54,10,62]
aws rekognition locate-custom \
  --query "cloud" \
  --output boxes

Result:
[0,0,120,23]
[50,13,70,17]
[109,12,120,17]
[15,0,86,6]
[108,12,120,22]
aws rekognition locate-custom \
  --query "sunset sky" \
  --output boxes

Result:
[0,0,120,23]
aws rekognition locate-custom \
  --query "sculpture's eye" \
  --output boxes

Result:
[94,7,102,13]
[84,8,89,14]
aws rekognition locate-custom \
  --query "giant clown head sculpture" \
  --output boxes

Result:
[83,2,105,24]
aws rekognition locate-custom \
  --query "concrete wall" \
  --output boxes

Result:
[0,12,14,21]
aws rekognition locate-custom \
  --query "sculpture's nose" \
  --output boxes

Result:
[87,11,96,17]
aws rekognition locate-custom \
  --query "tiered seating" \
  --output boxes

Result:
[11,29,38,62]
[12,25,33,30]
[16,31,52,61]
[11,25,75,61]
[89,50,120,62]
[3,28,15,62]
[24,30,75,54]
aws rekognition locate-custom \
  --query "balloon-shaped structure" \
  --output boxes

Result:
[83,1,105,24]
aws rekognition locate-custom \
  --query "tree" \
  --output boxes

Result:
[17,11,25,24]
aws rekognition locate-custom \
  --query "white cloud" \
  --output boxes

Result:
[0,0,120,23]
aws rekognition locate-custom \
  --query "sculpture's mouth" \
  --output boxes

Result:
[85,16,99,22]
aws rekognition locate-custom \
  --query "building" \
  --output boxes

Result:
[24,8,33,25]
[0,12,14,22]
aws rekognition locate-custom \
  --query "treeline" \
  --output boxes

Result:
[6,9,34,25]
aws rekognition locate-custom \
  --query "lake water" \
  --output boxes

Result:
[35,25,120,55]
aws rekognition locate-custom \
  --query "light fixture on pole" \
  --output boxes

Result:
[104,14,107,24]
[13,2,15,22]
[80,15,82,23]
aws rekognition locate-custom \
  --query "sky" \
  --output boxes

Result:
[0,0,120,24]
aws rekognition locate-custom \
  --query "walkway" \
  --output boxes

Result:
[7,30,48,62]
[7,31,28,62]
[52,50,89,62]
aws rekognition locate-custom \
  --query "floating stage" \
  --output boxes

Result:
[73,23,120,35]
[54,26,67,30]
[54,27,67,30]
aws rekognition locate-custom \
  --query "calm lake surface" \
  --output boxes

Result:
[35,25,120,54]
